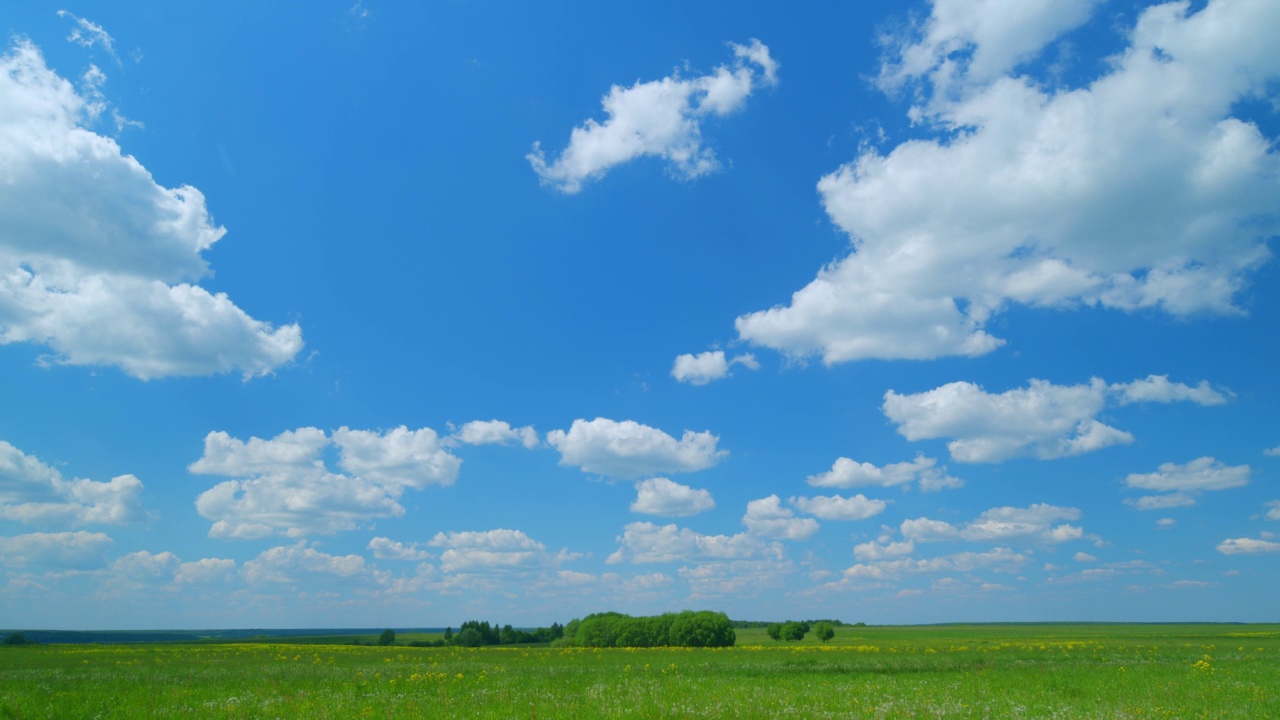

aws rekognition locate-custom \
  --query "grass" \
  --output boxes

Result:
[1,623,1277,718]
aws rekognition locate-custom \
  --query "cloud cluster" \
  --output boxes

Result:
[0,530,113,569]
[547,418,725,478]
[452,420,539,449]
[883,376,1226,462]
[0,40,302,379]
[790,494,886,521]
[528,39,777,193]
[1124,457,1250,510]
[901,503,1089,545]
[190,426,460,539]
[741,495,820,540]
[736,0,1278,363]
[607,521,778,565]
[807,455,961,491]
[631,477,715,517]
[0,440,145,526]
[671,350,759,385]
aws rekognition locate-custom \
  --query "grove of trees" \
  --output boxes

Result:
[557,611,735,648]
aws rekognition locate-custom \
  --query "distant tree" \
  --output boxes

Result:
[377,629,396,646]
[813,622,835,643]
[766,623,782,641]
[444,627,453,642]
[2,632,27,645]
[455,628,484,647]
[780,621,809,642]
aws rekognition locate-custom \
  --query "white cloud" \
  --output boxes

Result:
[1265,446,1280,457]
[884,378,1134,462]
[853,539,914,562]
[57,10,118,61]
[0,40,303,379]
[1125,457,1250,492]
[174,557,236,584]
[671,350,759,385]
[242,542,370,584]
[840,547,1028,586]
[546,417,725,478]
[367,537,432,562]
[903,503,1088,545]
[1266,501,1280,521]
[679,558,795,599]
[0,530,112,569]
[428,529,560,574]
[1125,493,1197,511]
[528,39,777,193]
[806,455,961,491]
[1073,552,1097,563]
[607,521,777,564]
[742,495,820,540]
[0,440,145,526]
[1157,518,1177,529]
[452,420,539,449]
[190,426,460,539]
[736,0,1278,363]
[111,550,180,579]
[1216,537,1280,555]
[1111,375,1232,406]
[790,494,886,521]
[631,477,715,517]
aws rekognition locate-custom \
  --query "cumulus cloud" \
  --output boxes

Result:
[0,40,303,379]
[190,426,460,539]
[1216,537,1280,555]
[452,420,539,449]
[0,440,145,526]
[1265,446,1280,457]
[0,530,113,569]
[736,0,1278,363]
[428,529,563,574]
[242,542,370,584]
[607,521,778,564]
[1124,457,1250,510]
[528,39,777,193]
[670,350,760,385]
[174,557,237,584]
[790,494,886,521]
[631,477,715,517]
[902,503,1088,545]
[546,418,725,478]
[806,455,961,491]
[838,547,1028,588]
[367,537,432,561]
[882,376,1225,463]
[1111,375,1232,406]
[742,495,820,540]
[853,539,915,562]
[1266,501,1280,521]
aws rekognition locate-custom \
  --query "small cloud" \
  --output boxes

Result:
[1072,552,1097,563]
[631,478,715,518]
[671,350,759,385]
[1216,537,1280,555]
[57,10,118,62]
[1156,518,1177,529]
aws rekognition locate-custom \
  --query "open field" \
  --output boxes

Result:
[2,624,1278,718]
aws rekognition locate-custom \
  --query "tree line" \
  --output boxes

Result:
[555,611,736,648]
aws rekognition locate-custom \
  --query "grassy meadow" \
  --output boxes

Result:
[2,623,1278,718]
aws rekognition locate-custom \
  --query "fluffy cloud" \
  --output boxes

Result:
[902,503,1088,545]
[546,418,725,478]
[671,350,759,385]
[242,542,370,584]
[736,0,1278,363]
[190,426,460,539]
[1216,537,1280,555]
[1111,376,1232,406]
[0,530,113,569]
[742,495,820,540]
[0,440,145,526]
[882,376,1225,463]
[0,40,303,379]
[1124,457,1250,510]
[839,547,1028,586]
[790,494,886,521]
[806,455,961,491]
[528,39,777,193]
[1265,446,1280,457]
[631,478,715,517]
[428,529,560,574]
[853,539,914,562]
[367,537,432,562]
[607,521,778,564]
[174,557,237,584]
[452,420,539,449]
[1267,501,1280,522]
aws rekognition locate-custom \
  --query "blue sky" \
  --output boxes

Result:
[1,0,1277,629]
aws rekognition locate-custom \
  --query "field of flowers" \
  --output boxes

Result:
[1,624,1277,718]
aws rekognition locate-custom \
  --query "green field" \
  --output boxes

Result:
[2,624,1278,718]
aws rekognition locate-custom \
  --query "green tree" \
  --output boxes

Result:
[377,629,395,646]
[780,621,809,641]
[766,623,782,641]
[2,632,27,645]
[443,627,453,643]
[455,628,483,647]
[813,622,835,643]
